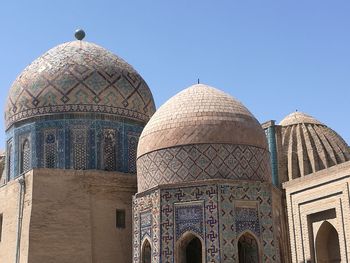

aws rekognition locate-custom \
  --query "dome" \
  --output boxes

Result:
[5,40,155,129]
[138,84,267,157]
[280,111,323,126]
[137,84,271,192]
[280,112,350,180]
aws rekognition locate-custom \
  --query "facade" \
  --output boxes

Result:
[0,33,349,263]
[0,36,155,263]
[133,84,288,263]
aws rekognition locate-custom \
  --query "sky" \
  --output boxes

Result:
[0,0,349,147]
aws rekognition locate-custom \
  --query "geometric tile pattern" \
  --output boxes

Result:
[140,210,152,241]
[44,129,57,168]
[133,181,280,263]
[160,186,220,263]
[132,190,160,263]
[5,41,155,129]
[219,183,278,262]
[128,134,139,174]
[6,140,13,180]
[71,127,88,170]
[174,202,204,240]
[5,117,144,179]
[235,207,260,237]
[137,144,271,192]
[102,129,117,171]
[21,139,31,173]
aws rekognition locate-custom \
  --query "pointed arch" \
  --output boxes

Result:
[176,231,204,263]
[102,129,117,171]
[44,131,57,168]
[7,141,13,181]
[237,230,261,263]
[315,221,341,263]
[141,238,152,263]
[20,138,31,174]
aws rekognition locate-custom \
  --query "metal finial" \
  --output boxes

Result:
[197,78,200,84]
[75,29,85,41]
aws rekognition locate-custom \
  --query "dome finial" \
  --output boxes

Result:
[75,29,85,41]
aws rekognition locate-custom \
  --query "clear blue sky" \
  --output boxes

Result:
[1,0,349,148]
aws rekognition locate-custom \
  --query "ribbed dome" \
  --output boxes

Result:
[137,84,271,192]
[280,112,350,180]
[280,111,323,126]
[5,40,155,129]
[138,84,267,157]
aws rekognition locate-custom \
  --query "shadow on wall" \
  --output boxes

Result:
[298,220,341,263]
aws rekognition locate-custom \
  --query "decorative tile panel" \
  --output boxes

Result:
[235,207,260,237]
[102,129,117,171]
[174,202,204,239]
[140,210,152,241]
[71,126,88,170]
[44,129,57,168]
[137,144,271,192]
[133,181,280,263]
[5,117,144,179]
[128,133,139,174]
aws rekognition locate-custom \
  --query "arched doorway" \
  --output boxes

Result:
[238,232,260,263]
[315,221,341,263]
[176,232,203,263]
[141,239,151,263]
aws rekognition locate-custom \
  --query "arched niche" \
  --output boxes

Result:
[237,231,260,263]
[176,231,204,263]
[141,239,152,263]
[315,221,341,263]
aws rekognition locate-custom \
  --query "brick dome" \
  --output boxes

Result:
[5,40,155,129]
[280,112,350,180]
[137,84,271,192]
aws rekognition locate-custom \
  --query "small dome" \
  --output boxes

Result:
[137,84,271,192]
[5,41,155,129]
[138,84,267,157]
[280,111,323,126]
[280,112,350,180]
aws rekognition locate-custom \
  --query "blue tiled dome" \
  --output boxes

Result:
[5,40,155,129]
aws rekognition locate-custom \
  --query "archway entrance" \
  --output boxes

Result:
[177,233,203,263]
[141,239,151,263]
[238,232,259,263]
[315,221,341,263]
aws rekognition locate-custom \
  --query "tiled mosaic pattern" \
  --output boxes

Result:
[137,144,271,192]
[219,183,278,262]
[235,207,260,237]
[5,41,155,128]
[6,141,13,180]
[5,118,144,179]
[21,139,31,173]
[102,129,118,171]
[140,210,152,241]
[174,202,204,239]
[128,133,139,174]
[133,190,160,263]
[133,181,280,263]
[160,186,220,263]
[44,129,57,168]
